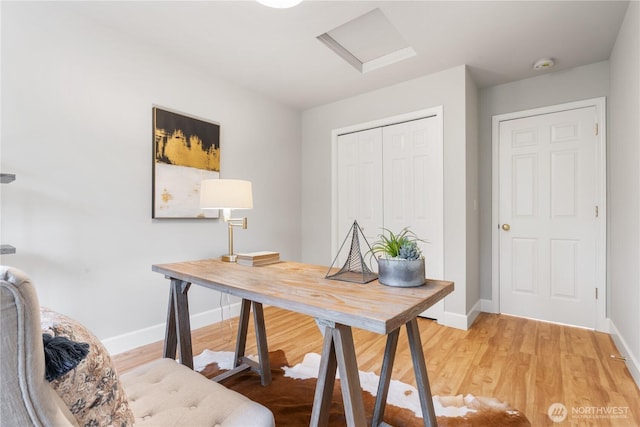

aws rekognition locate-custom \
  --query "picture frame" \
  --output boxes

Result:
[152,106,220,219]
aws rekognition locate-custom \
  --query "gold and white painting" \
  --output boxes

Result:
[152,107,220,218]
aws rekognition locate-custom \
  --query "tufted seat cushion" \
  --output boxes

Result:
[121,358,275,427]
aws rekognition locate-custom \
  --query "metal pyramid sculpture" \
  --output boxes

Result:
[326,220,378,284]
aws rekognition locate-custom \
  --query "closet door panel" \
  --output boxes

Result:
[383,117,444,281]
[336,128,383,265]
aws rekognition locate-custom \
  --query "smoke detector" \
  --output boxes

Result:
[533,58,555,70]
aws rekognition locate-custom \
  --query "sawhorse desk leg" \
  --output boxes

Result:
[234,298,272,386]
[372,319,437,427]
[310,320,367,427]
[163,278,193,369]
[163,283,271,385]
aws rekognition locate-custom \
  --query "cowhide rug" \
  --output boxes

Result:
[194,350,531,427]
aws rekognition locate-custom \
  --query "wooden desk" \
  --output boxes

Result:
[153,259,454,427]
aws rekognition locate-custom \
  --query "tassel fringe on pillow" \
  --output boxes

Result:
[42,333,90,382]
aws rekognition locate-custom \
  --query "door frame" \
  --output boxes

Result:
[491,97,608,332]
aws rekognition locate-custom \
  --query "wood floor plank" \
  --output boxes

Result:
[112,308,640,426]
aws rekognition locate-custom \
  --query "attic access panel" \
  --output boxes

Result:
[317,8,416,73]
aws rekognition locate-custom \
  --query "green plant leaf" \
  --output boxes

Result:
[368,226,425,260]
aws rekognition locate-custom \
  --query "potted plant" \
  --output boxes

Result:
[370,227,425,287]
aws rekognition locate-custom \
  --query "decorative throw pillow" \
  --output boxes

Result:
[40,308,135,427]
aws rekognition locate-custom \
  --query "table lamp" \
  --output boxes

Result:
[200,179,253,262]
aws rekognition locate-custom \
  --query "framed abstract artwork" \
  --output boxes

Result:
[152,107,220,219]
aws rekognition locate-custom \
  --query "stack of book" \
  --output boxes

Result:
[236,251,280,266]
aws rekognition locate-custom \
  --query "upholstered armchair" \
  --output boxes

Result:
[1,266,275,427]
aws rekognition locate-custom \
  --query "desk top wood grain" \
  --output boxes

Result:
[152,259,454,334]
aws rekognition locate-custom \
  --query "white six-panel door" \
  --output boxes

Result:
[499,106,599,328]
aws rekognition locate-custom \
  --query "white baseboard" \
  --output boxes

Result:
[480,298,498,313]
[438,310,467,330]
[102,302,241,355]
[609,319,640,390]
[466,299,482,328]
[438,300,482,331]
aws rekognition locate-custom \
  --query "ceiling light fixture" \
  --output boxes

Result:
[533,58,555,70]
[256,0,303,8]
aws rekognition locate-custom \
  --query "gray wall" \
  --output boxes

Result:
[0,2,302,350]
[477,61,610,301]
[465,68,480,311]
[301,65,480,320]
[609,1,640,381]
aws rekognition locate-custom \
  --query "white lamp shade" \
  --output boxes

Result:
[200,179,253,210]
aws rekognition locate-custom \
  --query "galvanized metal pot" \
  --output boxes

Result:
[377,257,425,287]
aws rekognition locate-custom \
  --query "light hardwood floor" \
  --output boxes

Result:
[113,307,640,426]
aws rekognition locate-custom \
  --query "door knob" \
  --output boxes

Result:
[501,224,511,231]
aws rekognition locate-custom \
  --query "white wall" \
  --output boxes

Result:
[477,61,610,302]
[609,1,640,385]
[301,65,480,325]
[465,68,480,316]
[0,2,301,351]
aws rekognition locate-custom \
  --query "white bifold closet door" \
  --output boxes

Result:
[336,116,444,319]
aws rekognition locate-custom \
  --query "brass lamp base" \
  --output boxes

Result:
[221,215,247,263]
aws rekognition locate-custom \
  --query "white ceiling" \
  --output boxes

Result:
[63,0,629,110]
